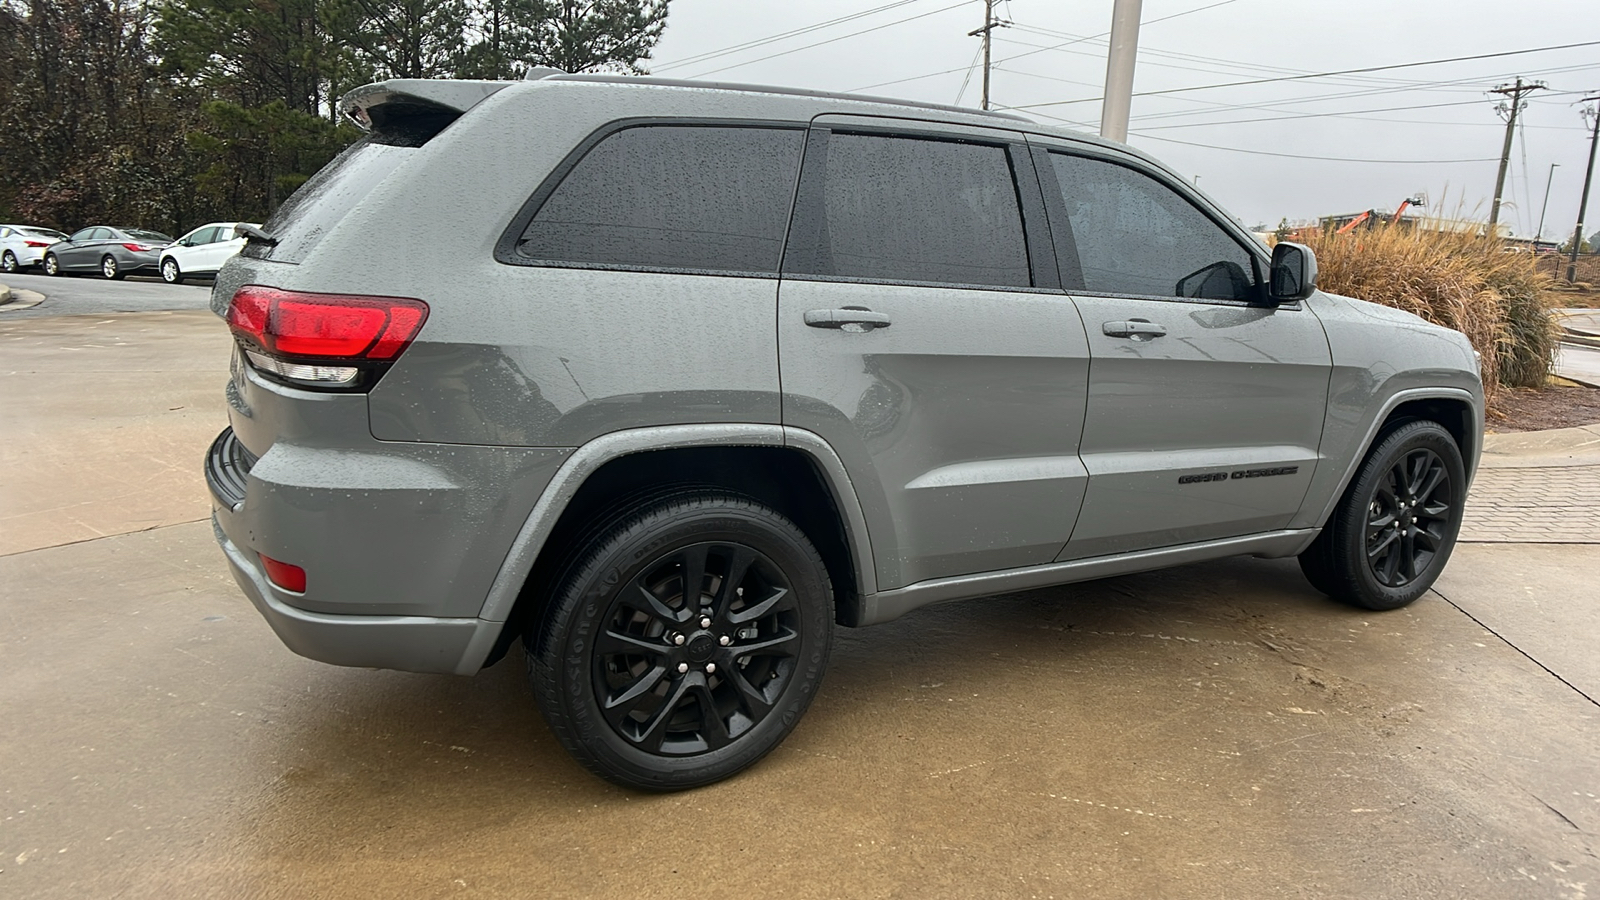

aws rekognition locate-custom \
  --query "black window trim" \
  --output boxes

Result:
[493,116,810,280]
[1029,139,1299,311]
[780,121,1061,295]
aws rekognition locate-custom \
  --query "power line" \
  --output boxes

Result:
[681,1,971,80]
[1004,39,1600,110]
[653,0,930,72]
[1127,131,1499,164]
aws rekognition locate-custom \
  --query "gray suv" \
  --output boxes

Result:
[205,74,1483,790]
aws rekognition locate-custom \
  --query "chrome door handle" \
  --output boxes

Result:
[1102,319,1167,339]
[804,306,892,331]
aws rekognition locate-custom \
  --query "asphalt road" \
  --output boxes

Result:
[1,300,1597,898]
[0,269,212,319]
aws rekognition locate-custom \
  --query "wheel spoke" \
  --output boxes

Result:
[1418,499,1451,520]
[1413,463,1446,505]
[728,626,798,658]
[680,544,708,612]
[635,677,692,752]
[1414,527,1441,552]
[728,586,790,625]
[1366,511,1397,531]
[604,664,667,711]
[1405,452,1430,496]
[709,545,755,620]
[1398,531,1418,582]
[689,682,732,750]
[1379,541,1402,584]
[632,583,689,626]
[727,667,774,717]
[597,627,669,658]
[1368,528,1400,558]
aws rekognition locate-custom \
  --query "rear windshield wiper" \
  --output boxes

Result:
[235,223,278,246]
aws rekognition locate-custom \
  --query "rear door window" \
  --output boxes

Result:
[783,132,1031,289]
[1048,152,1258,301]
[510,125,804,275]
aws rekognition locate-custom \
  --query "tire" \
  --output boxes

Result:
[160,257,182,284]
[1,250,16,273]
[101,255,124,280]
[528,491,834,791]
[1299,420,1466,610]
[43,253,60,276]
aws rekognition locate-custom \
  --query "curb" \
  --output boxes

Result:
[0,285,45,312]
[0,283,10,305]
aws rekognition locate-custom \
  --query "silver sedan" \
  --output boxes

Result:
[42,226,174,279]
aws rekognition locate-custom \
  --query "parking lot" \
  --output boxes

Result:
[2,286,1597,898]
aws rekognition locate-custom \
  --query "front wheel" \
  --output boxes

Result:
[1299,420,1466,610]
[528,491,834,791]
[101,255,124,280]
[43,253,61,276]
[160,257,182,284]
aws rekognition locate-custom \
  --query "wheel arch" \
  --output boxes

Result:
[1302,387,1481,532]
[461,425,874,673]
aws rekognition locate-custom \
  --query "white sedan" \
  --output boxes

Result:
[159,222,257,284]
[0,224,69,273]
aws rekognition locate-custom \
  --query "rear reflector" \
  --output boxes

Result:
[260,554,307,593]
[227,286,428,386]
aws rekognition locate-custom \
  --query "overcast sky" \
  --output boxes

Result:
[645,0,1599,237]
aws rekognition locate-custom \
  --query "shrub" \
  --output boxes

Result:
[1301,225,1558,409]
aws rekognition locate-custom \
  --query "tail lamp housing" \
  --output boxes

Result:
[226,285,428,390]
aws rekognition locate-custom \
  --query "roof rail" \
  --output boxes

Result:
[547,74,1031,122]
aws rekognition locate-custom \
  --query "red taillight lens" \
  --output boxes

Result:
[227,286,428,361]
[24,239,50,248]
[121,242,153,252]
[260,554,306,593]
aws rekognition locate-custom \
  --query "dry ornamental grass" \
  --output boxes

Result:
[1300,225,1559,411]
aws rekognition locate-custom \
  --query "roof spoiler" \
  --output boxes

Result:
[340,79,520,132]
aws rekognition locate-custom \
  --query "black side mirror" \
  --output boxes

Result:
[1269,241,1318,303]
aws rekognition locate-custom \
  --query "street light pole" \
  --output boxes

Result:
[1099,0,1143,143]
[1568,98,1600,283]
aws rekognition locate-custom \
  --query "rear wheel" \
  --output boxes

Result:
[43,253,60,276]
[101,255,124,280]
[528,491,834,791]
[160,257,182,284]
[1,250,16,273]
[1299,420,1465,610]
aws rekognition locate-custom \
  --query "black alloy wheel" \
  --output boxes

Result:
[530,491,833,790]
[1298,419,1466,611]
[43,253,60,276]
[1,250,16,273]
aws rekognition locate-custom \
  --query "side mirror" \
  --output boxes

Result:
[1269,241,1318,303]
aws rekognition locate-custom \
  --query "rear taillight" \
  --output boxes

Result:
[121,242,153,253]
[227,285,428,389]
[24,239,50,248]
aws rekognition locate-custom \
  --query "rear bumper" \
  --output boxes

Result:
[212,513,502,674]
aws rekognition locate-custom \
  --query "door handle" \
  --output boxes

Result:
[1102,319,1167,339]
[804,306,892,332]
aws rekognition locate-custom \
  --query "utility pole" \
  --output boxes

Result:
[1099,0,1143,142]
[968,0,1006,111]
[1488,78,1546,232]
[1568,96,1600,283]
[1535,163,1558,243]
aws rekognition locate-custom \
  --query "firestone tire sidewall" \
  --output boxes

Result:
[1332,422,1467,611]
[535,498,833,791]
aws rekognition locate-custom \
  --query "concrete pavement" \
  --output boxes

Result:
[1,308,1597,899]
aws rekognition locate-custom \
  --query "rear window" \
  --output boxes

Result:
[510,125,805,274]
[127,229,173,243]
[246,136,413,263]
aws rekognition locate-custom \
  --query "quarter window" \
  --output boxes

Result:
[1048,152,1258,301]
[787,133,1031,288]
[515,125,805,274]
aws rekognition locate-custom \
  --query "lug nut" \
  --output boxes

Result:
[673,633,686,645]
[705,663,717,674]
[700,617,712,628]
[719,635,732,646]
[677,662,689,674]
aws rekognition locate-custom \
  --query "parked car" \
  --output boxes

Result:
[159,222,256,284]
[206,75,1484,791]
[42,226,173,279]
[0,224,68,272]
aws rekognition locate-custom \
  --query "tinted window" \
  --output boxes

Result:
[90,228,114,241]
[127,229,173,243]
[516,125,804,273]
[249,137,415,263]
[1049,153,1256,301]
[69,229,94,242]
[786,133,1030,288]
[192,227,221,244]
